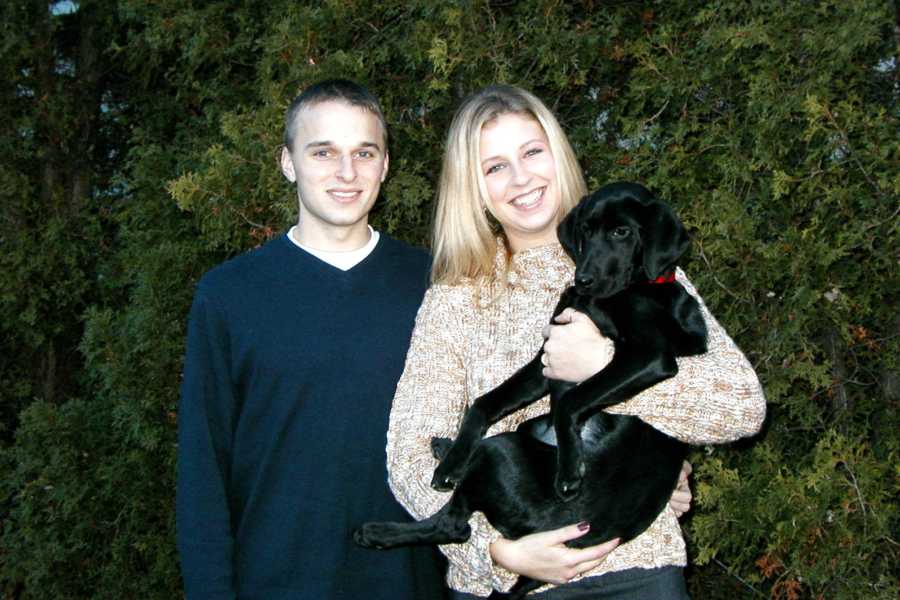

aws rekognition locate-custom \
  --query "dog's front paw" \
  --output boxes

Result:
[555,460,586,501]
[353,523,390,549]
[430,437,453,460]
[431,458,464,492]
[554,473,583,501]
[431,444,471,491]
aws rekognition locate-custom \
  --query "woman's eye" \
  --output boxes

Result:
[485,163,505,175]
[524,147,543,158]
[611,227,631,238]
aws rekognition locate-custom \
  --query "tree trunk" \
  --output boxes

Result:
[27,1,107,404]
[33,0,60,213]
[71,3,103,210]
[824,327,851,433]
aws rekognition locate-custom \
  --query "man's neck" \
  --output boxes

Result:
[292,220,372,252]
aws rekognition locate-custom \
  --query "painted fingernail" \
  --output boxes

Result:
[577,521,590,531]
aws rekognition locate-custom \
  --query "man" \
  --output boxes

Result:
[176,79,446,600]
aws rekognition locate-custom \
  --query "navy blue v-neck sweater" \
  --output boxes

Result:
[177,233,446,600]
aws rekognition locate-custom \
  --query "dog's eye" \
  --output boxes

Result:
[610,226,631,239]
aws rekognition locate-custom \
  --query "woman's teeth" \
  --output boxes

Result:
[511,188,543,208]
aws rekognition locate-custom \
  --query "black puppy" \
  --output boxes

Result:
[355,182,708,599]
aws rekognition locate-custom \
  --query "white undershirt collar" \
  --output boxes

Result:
[287,225,380,271]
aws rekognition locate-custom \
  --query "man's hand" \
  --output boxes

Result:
[541,308,614,383]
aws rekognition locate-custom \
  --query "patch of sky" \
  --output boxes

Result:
[873,56,895,74]
[52,1,79,16]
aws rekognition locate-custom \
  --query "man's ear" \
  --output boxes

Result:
[557,195,586,260]
[381,151,389,183]
[280,147,297,183]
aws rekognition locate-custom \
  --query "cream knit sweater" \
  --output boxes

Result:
[386,242,766,596]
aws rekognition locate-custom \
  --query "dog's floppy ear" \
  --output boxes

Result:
[557,194,587,260]
[640,196,690,279]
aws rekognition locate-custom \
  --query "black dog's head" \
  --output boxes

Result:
[557,182,690,298]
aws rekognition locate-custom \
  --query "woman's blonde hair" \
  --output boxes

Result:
[431,85,587,285]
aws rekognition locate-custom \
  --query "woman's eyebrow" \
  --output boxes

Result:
[481,139,545,164]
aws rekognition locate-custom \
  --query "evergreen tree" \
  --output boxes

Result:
[1,1,897,598]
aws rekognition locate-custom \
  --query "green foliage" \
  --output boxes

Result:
[693,435,898,599]
[1,1,897,598]
[0,0,120,433]
[1,399,179,598]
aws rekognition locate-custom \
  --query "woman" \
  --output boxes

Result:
[386,85,766,598]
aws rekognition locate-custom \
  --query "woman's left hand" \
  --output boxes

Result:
[541,308,614,383]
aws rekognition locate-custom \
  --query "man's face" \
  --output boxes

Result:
[281,100,388,241]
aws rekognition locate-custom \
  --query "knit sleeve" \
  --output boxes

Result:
[605,269,766,444]
[386,285,519,596]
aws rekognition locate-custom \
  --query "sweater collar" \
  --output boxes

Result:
[492,237,573,291]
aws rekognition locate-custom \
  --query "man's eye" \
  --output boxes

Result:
[611,227,631,239]
[357,150,373,159]
[312,150,331,158]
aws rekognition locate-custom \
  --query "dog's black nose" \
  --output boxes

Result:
[575,274,594,287]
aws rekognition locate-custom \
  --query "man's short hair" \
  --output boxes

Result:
[283,79,388,152]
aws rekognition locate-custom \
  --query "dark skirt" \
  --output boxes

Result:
[449,566,689,600]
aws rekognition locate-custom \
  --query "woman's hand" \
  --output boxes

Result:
[669,460,693,517]
[490,522,620,585]
[541,309,614,383]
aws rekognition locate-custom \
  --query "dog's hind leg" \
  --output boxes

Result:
[354,497,473,550]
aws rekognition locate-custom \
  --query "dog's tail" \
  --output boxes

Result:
[487,577,542,599]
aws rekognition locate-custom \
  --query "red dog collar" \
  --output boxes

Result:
[649,271,676,284]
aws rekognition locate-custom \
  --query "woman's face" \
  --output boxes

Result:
[479,112,561,252]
